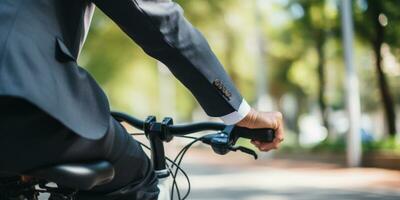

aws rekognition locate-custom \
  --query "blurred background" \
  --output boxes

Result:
[80,0,400,199]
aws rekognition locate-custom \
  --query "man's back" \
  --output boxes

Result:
[0,0,109,139]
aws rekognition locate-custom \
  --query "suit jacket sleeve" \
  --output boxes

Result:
[91,0,250,124]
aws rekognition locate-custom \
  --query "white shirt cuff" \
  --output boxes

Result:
[220,99,251,125]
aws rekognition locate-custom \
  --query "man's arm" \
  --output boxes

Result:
[91,0,250,124]
[91,0,284,151]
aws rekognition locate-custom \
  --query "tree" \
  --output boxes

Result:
[354,0,399,136]
[288,0,338,136]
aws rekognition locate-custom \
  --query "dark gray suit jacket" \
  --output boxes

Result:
[0,0,243,139]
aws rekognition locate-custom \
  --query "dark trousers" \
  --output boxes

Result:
[0,97,159,200]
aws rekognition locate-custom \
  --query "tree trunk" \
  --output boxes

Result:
[316,34,330,135]
[373,20,397,136]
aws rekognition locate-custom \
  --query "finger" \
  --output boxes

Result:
[253,136,281,151]
[251,140,262,146]
[273,137,284,144]
[272,142,280,149]
[259,140,281,151]
[258,142,277,151]
[259,145,273,152]
[274,118,284,142]
[251,141,262,149]
[268,111,283,129]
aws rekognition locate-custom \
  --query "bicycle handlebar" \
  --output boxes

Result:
[230,126,275,143]
[112,111,276,160]
[111,111,275,143]
[112,111,225,133]
[112,112,145,129]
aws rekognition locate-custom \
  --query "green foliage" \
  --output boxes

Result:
[312,138,347,153]
[354,0,400,47]
[311,137,400,154]
[363,137,400,154]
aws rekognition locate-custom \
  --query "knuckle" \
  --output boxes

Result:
[260,146,269,151]
[275,112,283,120]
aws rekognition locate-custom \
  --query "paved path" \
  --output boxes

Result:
[39,147,400,200]
[172,148,400,200]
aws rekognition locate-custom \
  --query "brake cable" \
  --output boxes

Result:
[130,132,198,200]
[170,137,204,199]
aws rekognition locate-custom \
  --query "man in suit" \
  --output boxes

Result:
[0,0,284,199]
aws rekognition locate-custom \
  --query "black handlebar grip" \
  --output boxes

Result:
[232,126,275,143]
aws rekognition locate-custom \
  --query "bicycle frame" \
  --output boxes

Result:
[156,172,172,200]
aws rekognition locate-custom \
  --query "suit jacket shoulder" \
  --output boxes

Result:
[0,0,109,139]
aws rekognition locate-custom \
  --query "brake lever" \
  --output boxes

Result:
[229,146,258,160]
[202,133,231,155]
[202,133,258,159]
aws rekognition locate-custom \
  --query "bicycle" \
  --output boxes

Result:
[0,111,275,200]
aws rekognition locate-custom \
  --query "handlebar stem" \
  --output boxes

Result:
[144,116,169,174]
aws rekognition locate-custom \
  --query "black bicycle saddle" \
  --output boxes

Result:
[28,161,115,190]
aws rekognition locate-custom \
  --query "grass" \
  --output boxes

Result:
[311,136,400,155]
